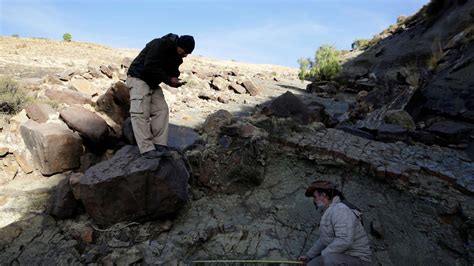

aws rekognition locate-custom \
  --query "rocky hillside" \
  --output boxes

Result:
[337,0,474,155]
[1,3,473,264]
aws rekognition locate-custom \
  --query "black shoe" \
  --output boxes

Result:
[154,144,169,152]
[142,149,166,159]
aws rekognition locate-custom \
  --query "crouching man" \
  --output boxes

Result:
[298,180,372,266]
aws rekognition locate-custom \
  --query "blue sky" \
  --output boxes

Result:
[1,0,429,67]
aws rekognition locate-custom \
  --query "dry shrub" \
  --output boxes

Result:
[0,76,31,114]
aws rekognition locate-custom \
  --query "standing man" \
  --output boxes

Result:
[299,180,372,266]
[127,33,195,158]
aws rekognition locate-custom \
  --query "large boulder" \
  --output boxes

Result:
[267,91,313,124]
[60,105,109,144]
[95,81,130,125]
[45,88,93,105]
[79,145,190,225]
[20,120,83,175]
[25,103,56,123]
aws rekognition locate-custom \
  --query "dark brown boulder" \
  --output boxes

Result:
[268,91,313,124]
[95,81,130,125]
[79,145,190,225]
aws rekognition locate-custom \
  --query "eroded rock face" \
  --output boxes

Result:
[20,120,83,175]
[79,145,190,225]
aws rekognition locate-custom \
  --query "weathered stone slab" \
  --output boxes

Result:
[20,120,83,175]
[277,128,474,196]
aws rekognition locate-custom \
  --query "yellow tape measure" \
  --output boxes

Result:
[192,260,303,264]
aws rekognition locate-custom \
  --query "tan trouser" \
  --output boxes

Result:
[126,77,169,154]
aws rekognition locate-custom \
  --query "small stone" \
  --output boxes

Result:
[370,219,384,239]
[81,226,95,243]
[0,147,9,157]
[100,65,113,79]
[14,150,34,174]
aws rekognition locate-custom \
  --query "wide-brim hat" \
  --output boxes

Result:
[305,180,341,197]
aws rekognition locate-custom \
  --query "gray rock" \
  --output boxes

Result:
[426,120,474,143]
[121,57,133,69]
[202,109,233,135]
[60,105,109,144]
[377,123,409,142]
[100,65,113,78]
[229,82,246,94]
[20,120,83,175]
[79,145,190,225]
[46,175,80,219]
[211,77,229,91]
[383,110,416,131]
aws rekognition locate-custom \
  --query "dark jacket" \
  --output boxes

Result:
[127,33,183,89]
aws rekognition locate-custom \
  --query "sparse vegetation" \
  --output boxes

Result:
[427,39,444,71]
[11,34,19,38]
[352,39,371,50]
[0,76,31,114]
[298,45,341,81]
[63,33,72,42]
[400,64,421,87]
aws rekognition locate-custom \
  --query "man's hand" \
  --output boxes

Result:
[298,255,309,264]
[169,77,186,88]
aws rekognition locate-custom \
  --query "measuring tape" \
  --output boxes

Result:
[192,259,303,264]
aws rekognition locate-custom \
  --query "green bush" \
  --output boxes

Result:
[0,77,30,114]
[11,34,19,38]
[63,33,72,42]
[352,39,371,50]
[298,45,341,81]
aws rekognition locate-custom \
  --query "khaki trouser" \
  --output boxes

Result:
[126,77,169,154]
[307,253,371,266]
